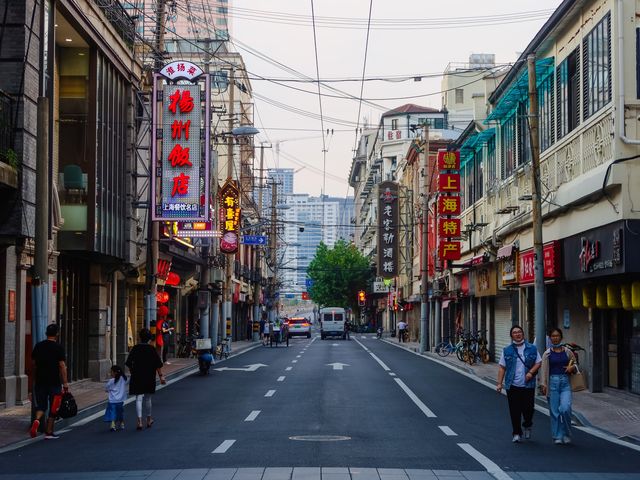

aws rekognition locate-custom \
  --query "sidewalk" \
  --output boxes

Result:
[386,337,640,444]
[0,339,261,450]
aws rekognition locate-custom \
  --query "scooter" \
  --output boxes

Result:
[198,349,214,375]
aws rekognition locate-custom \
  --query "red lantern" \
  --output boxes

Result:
[165,272,180,287]
[156,291,169,304]
[157,305,169,317]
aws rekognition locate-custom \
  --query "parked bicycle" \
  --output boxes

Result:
[215,337,231,359]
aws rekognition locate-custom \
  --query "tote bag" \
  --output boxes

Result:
[569,360,587,392]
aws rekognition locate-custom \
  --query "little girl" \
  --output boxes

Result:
[104,365,129,431]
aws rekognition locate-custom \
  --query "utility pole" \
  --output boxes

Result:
[222,65,235,341]
[528,54,545,353]
[420,123,430,353]
[144,0,166,329]
[253,143,271,340]
[268,181,278,323]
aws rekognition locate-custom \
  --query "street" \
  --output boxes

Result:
[1,331,639,479]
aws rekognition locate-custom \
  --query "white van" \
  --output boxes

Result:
[319,307,346,340]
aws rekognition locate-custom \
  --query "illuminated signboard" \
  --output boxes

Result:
[438,218,461,238]
[438,173,461,193]
[152,62,210,222]
[437,196,461,216]
[175,221,221,238]
[437,149,460,170]
[219,179,240,253]
[377,181,399,279]
[439,241,461,260]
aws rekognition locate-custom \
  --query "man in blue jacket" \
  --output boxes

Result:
[496,325,541,443]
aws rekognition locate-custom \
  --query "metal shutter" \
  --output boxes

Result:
[493,294,513,360]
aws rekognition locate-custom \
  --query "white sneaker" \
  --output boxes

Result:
[524,428,531,440]
[512,435,521,443]
[562,436,572,444]
[554,438,563,445]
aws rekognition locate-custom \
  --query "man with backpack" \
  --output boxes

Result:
[30,323,69,440]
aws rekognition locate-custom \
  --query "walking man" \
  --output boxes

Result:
[397,320,408,342]
[496,325,542,443]
[30,323,69,439]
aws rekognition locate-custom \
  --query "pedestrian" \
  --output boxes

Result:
[496,325,542,443]
[30,323,70,440]
[397,320,408,342]
[125,328,166,430]
[344,320,351,340]
[263,319,271,346]
[155,316,169,362]
[104,365,129,431]
[259,316,266,343]
[539,328,577,445]
[163,314,175,363]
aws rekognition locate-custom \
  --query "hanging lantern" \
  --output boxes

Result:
[157,305,169,317]
[156,291,169,304]
[596,285,607,309]
[633,282,640,309]
[582,285,595,308]
[607,284,622,309]
[621,284,633,310]
[166,272,180,287]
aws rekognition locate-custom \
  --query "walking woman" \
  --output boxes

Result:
[496,325,542,443]
[539,328,577,445]
[125,328,166,430]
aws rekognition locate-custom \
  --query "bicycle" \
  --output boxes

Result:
[435,336,455,357]
[215,337,231,359]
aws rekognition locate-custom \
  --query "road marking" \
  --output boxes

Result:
[457,443,512,480]
[212,440,236,454]
[296,355,301,358]
[245,410,261,421]
[389,372,396,376]
[277,376,286,382]
[265,390,276,397]
[214,363,267,372]
[439,426,457,436]
[354,338,391,371]
[394,378,437,418]
[285,366,293,371]
[292,360,298,363]
[327,362,350,370]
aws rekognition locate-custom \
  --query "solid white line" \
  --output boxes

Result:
[439,426,457,436]
[244,410,261,421]
[457,443,512,480]
[265,390,276,397]
[394,378,437,418]
[277,376,286,382]
[212,439,236,454]
[285,366,293,371]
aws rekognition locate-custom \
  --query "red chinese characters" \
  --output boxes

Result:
[168,144,192,168]
[168,89,194,115]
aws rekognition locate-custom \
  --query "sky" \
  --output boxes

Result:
[229,0,565,198]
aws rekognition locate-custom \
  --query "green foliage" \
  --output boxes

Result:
[0,148,19,169]
[307,240,373,312]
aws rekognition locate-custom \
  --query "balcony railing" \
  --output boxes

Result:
[92,0,135,46]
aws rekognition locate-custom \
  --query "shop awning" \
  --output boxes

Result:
[496,244,516,260]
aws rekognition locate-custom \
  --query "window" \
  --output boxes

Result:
[455,88,464,104]
[486,136,497,188]
[538,73,555,151]
[501,113,516,179]
[517,102,531,167]
[391,119,398,130]
[583,12,611,119]
[556,48,580,139]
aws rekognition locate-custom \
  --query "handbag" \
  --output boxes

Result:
[568,360,586,392]
[56,391,78,419]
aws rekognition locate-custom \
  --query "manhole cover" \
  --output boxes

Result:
[289,435,351,442]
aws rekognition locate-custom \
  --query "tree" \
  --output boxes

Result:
[307,240,373,312]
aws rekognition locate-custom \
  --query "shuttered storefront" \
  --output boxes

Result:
[493,293,513,360]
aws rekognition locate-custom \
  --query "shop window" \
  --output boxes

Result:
[556,47,580,140]
[583,13,611,120]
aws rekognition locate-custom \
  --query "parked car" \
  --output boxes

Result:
[286,317,311,338]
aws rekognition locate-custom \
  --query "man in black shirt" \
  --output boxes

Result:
[30,323,69,440]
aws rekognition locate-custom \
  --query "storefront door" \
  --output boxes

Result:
[606,309,640,394]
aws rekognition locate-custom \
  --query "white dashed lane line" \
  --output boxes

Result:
[277,376,286,382]
[265,390,276,397]
[212,440,236,454]
[292,360,298,363]
[439,426,457,436]
[285,367,292,371]
[244,410,261,422]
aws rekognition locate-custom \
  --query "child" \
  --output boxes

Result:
[104,365,129,431]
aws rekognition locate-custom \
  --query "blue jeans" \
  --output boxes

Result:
[548,374,572,440]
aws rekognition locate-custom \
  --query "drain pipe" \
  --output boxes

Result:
[617,0,640,145]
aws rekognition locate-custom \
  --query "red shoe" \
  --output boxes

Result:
[29,419,40,438]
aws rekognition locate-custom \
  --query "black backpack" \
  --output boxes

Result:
[57,392,78,419]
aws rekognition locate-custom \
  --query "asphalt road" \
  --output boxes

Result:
[1,331,639,477]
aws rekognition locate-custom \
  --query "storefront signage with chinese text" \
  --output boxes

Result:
[219,180,240,253]
[437,150,460,170]
[377,181,399,279]
[518,241,561,285]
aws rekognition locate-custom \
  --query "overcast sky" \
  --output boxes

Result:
[230,0,564,197]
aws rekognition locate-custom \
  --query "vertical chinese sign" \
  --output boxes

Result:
[219,179,240,254]
[152,61,210,222]
[377,181,399,279]
[436,150,462,263]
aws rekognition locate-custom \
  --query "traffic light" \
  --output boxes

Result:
[358,290,366,306]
